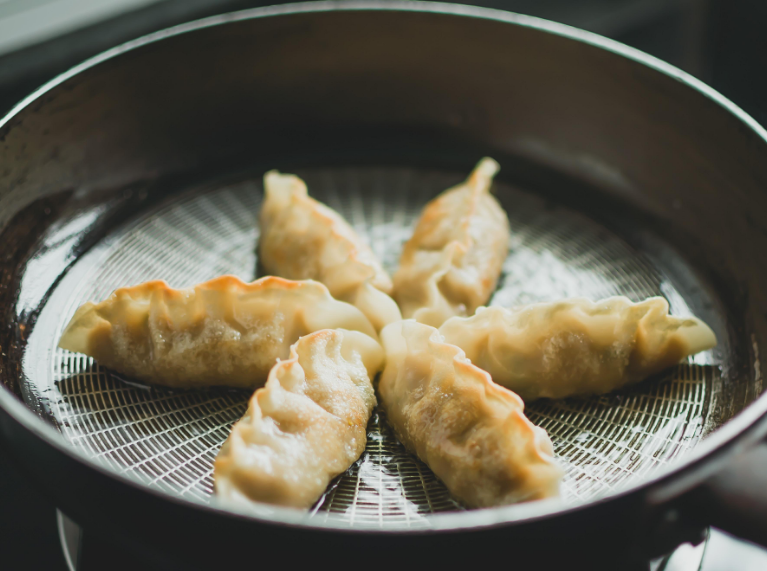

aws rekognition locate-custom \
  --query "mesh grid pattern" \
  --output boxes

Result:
[29,167,718,527]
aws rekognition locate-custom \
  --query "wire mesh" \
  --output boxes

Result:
[28,166,719,527]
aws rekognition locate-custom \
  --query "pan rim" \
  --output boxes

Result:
[2,0,767,533]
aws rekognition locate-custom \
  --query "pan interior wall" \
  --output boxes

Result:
[23,166,722,528]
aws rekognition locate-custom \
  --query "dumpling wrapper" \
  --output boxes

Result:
[259,170,401,332]
[58,275,377,389]
[439,296,717,401]
[215,329,383,509]
[379,320,562,508]
[392,157,510,328]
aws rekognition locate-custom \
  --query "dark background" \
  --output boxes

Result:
[1,0,766,569]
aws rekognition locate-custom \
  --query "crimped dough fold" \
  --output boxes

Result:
[215,329,383,509]
[59,276,377,388]
[259,170,401,331]
[440,297,717,401]
[392,158,510,327]
[379,320,562,507]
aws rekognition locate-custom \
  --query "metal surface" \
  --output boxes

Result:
[57,510,80,571]
[21,167,719,527]
[2,2,767,566]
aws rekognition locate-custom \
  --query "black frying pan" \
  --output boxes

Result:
[2,2,767,569]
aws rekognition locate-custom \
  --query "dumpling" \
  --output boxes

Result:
[439,297,717,401]
[379,320,562,508]
[392,158,510,328]
[215,329,383,509]
[258,170,401,332]
[58,275,377,389]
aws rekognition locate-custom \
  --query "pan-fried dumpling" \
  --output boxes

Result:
[259,170,401,332]
[439,297,717,401]
[392,158,510,328]
[379,320,562,508]
[215,329,383,509]
[58,276,377,389]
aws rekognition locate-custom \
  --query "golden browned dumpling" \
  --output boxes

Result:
[379,320,562,508]
[58,276,377,389]
[392,157,510,328]
[439,297,717,401]
[259,170,401,332]
[215,329,383,510]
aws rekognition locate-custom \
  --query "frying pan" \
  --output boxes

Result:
[2,2,767,569]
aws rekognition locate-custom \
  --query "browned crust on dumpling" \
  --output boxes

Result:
[393,158,510,326]
[287,190,393,293]
[260,171,392,294]
[214,329,381,508]
[108,274,321,298]
[439,296,717,401]
[379,321,561,507]
[58,275,377,389]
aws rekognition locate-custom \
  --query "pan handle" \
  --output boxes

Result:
[690,440,767,548]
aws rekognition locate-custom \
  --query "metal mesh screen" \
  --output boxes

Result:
[28,167,719,527]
